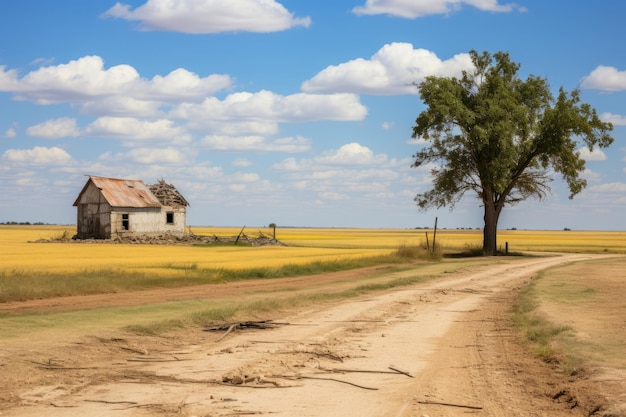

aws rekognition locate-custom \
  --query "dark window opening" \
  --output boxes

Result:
[122,214,129,230]
[166,212,174,224]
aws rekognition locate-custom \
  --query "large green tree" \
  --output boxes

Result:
[411,51,613,255]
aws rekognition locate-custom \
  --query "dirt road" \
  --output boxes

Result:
[0,253,616,416]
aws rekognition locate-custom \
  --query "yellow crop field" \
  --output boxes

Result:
[1,226,625,277]
[0,225,390,274]
[1,225,624,304]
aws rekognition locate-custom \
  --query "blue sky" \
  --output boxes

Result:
[1,0,625,230]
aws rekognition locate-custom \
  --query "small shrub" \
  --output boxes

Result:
[395,241,442,261]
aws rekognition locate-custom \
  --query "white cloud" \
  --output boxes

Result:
[82,96,162,117]
[578,146,607,161]
[600,112,626,126]
[272,143,391,172]
[233,172,260,182]
[316,143,387,165]
[229,184,247,192]
[124,147,189,164]
[2,146,73,165]
[146,68,232,100]
[16,177,39,187]
[26,118,80,138]
[319,191,348,201]
[103,0,311,34]
[98,147,191,165]
[4,128,16,138]
[29,57,55,66]
[200,134,311,152]
[352,0,524,18]
[581,66,626,91]
[588,182,626,193]
[0,56,231,114]
[407,136,428,145]
[84,117,191,144]
[382,121,394,130]
[172,90,367,123]
[301,43,473,95]
[582,168,602,182]
[232,158,253,167]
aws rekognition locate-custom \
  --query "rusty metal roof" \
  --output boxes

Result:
[74,176,162,208]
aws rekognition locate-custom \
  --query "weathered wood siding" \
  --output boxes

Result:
[75,181,112,239]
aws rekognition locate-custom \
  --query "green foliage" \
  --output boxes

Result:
[411,50,614,254]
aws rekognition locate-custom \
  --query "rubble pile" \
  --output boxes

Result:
[34,231,284,246]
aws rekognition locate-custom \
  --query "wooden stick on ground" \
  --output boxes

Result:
[388,366,414,378]
[294,376,378,391]
[417,400,483,410]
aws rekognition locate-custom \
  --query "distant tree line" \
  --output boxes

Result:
[0,221,51,225]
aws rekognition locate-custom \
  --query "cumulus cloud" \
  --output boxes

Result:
[578,146,607,161]
[103,0,311,34]
[588,182,626,193]
[172,90,367,123]
[601,112,626,126]
[352,0,524,18]
[2,146,73,165]
[26,118,80,138]
[301,43,473,95]
[84,117,191,145]
[100,147,189,165]
[0,56,231,113]
[4,128,16,138]
[581,66,626,91]
[232,158,253,167]
[200,135,311,152]
[273,143,390,171]
[0,56,367,143]
[316,143,387,165]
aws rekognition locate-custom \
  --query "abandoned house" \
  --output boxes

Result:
[73,176,189,239]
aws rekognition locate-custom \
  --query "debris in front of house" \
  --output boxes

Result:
[31,229,286,246]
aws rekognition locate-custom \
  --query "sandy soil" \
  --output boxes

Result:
[0,253,623,416]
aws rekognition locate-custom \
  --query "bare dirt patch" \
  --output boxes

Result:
[0,254,623,416]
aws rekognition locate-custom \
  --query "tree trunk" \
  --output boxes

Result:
[483,192,499,256]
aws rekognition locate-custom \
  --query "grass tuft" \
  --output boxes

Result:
[395,241,443,261]
[125,319,186,336]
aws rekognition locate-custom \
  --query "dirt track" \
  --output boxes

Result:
[0,253,620,416]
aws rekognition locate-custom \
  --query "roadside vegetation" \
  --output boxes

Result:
[126,267,448,336]
[512,279,579,373]
[0,255,402,303]
[513,257,626,376]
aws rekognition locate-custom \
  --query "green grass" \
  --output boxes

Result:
[124,269,440,336]
[0,254,407,303]
[512,273,579,375]
[0,263,445,338]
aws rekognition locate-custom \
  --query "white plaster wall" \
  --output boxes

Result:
[111,207,186,236]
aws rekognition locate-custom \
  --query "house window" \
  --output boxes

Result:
[166,212,174,224]
[122,214,129,230]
